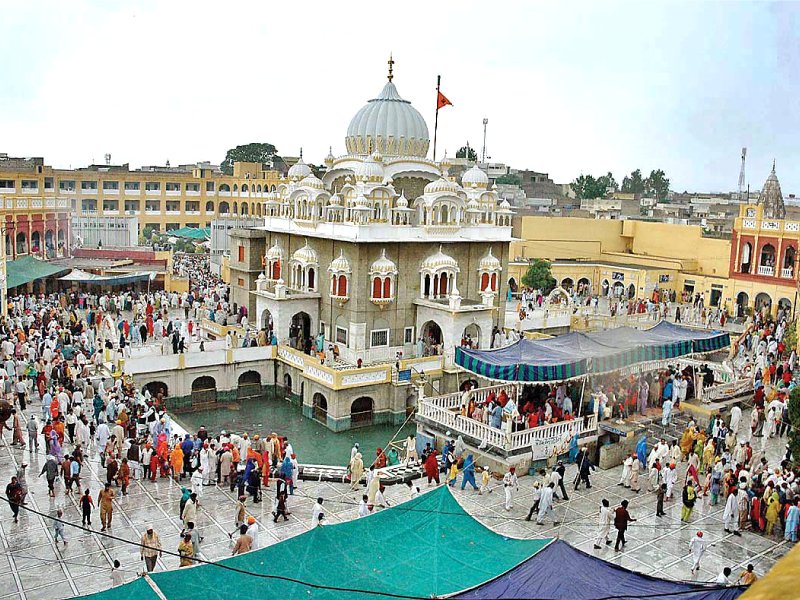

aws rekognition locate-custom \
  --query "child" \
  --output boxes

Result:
[479,466,492,495]
[80,489,94,526]
[656,483,666,517]
[272,491,289,522]
[110,560,124,587]
[53,509,68,545]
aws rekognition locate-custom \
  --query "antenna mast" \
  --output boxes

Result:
[481,118,488,163]
[738,147,747,201]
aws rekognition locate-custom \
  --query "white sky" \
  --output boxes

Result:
[2,1,799,193]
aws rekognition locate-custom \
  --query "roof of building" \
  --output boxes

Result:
[6,256,70,289]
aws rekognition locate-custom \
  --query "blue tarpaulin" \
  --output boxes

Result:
[455,321,730,383]
[456,539,745,600]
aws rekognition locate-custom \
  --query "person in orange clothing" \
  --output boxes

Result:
[170,445,185,480]
[49,396,60,419]
[53,418,66,445]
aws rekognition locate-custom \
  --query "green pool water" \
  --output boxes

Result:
[174,395,414,467]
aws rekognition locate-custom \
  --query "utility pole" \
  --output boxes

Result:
[738,147,747,202]
[481,118,488,163]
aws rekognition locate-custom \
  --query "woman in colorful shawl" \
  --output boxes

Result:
[49,430,63,462]
[280,455,294,494]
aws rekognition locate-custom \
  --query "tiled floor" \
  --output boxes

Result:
[0,414,792,599]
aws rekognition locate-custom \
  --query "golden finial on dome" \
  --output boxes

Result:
[387,53,394,82]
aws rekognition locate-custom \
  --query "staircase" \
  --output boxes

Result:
[637,410,693,455]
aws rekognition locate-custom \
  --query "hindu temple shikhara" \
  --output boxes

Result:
[227,63,513,431]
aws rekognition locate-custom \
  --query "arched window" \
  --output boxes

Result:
[233,184,239,192]
[272,260,281,280]
[372,277,382,299]
[337,274,347,297]
[233,202,238,214]
[242,184,248,193]
[220,184,230,192]
[491,272,497,291]
[308,267,315,290]
[439,274,448,296]
[205,201,214,213]
[480,272,490,291]
[382,277,391,299]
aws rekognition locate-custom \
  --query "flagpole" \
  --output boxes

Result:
[433,75,441,161]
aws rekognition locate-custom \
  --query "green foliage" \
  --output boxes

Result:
[570,172,616,199]
[621,169,645,194]
[621,168,670,200]
[784,320,797,354]
[788,386,800,465]
[521,258,556,293]
[456,146,477,161]
[221,142,278,175]
[142,226,155,240]
[496,173,521,186]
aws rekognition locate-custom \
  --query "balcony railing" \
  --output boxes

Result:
[124,188,142,195]
[21,187,39,194]
[81,188,98,194]
[186,190,201,196]
[758,265,774,277]
[782,267,794,279]
[103,188,119,195]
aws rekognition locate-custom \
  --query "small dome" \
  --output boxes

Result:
[421,245,460,272]
[292,240,318,265]
[424,177,462,195]
[328,249,351,274]
[265,241,282,260]
[479,247,501,271]
[288,156,312,179]
[328,193,342,206]
[325,146,335,165]
[354,153,385,181]
[299,174,325,190]
[395,192,409,208]
[370,249,398,275]
[498,199,513,212]
[466,198,481,212]
[354,194,371,208]
[461,165,489,188]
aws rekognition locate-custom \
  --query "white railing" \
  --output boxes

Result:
[427,383,518,411]
[145,188,161,195]
[418,399,597,453]
[758,265,774,276]
[124,188,141,195]
[81,188,98,194]
[166,190,181,196]
[103,188,119,195]
[21,187,39,194]
[186,190,201,196]
[782,267,794,279]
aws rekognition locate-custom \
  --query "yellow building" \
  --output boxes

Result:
[0,155,282,238]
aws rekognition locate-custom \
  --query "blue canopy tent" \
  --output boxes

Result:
[456,539,745,600]
[455,321,730,383]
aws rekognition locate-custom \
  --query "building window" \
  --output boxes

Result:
[336,326,348,345]
[58,180,75,191]
[186,183,200,192]
[0,180,14,189]
[238,246,245,262]
[206,181,215,192]
[370,329,390,348]
[124,181,140,191]
[81,180,97,190]
[145,182,161,191]
[44,177,54,190]
[21,179,38,189]
[404,327,414,345]
[103,181,119,190]
[238,277,245,286]
[166,182,181,191]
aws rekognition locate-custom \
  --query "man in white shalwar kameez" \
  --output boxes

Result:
[619,455,632,488]
[502,468,518,510]
[593,499,612,549]
[723,488,741,535]
[536,482,556,525]
[689,531,707,574]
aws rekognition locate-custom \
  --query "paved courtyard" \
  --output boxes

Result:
[0,411,793,599]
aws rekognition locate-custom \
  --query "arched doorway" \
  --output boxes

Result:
[351,397,374,427]
[577,277,591,296]
[601,280,610,296]
[237,370,261,400]
[143,381,169,400]
[462,323,481,348]
[560,277,574,291]
[759,244,776,275]
[735,292,749,318]
[261,308,273,336]
[460,379,479,392]
[740,242,752,273]
[283,373,292,395]
[778,298,792,316]
[289,312,311,349]
[783,246,796,278]
[754,292,772,315]
[16,232,27,255]
[191,376,217,406]
[312,392,328,424]
[31,231,41,255]
[421,320,443,356]
[508,277,518,293]
[627,283,636,299]
[612,282,625,297]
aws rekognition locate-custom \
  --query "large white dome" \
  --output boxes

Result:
[346,81,430,158]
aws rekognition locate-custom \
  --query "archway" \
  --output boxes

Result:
[508,277,518,293]
[15,232,27,255]
[421,320,443,355]
[778,298,792,315]
[612,281,625,297]
[560,277,574,291]
[740,242,752,273]
[754,292,772,315]
[237,370,261,400]
[759,243,776,274]
[735,291,749,318]
[312,392,328,424]
[627,283,636,299]
[191,376,217,406]
[31,231,41,254]
[289,312,311,348]
[601,279,610,296]
[460,379,479,392]
[283,373,292,394]
[143,381,169,400]
[351,397,374,427]
[260,308,273,335]
[577,277,591,295]
[783,246,796,277]
[462,323,481,348]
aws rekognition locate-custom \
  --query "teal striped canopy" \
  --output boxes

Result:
[455,321,730,383]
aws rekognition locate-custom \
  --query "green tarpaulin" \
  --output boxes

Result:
[75,486,550,600]
[6,256,69,289]
[169,227,210,240]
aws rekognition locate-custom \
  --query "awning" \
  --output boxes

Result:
[456,321,730,382]
[170,226,210,240]
[59,269,157,285]
[6,256,70,289]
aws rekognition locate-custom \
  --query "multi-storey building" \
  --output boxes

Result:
[0,155,283,252]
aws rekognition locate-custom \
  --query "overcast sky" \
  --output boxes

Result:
[2,1,798,193]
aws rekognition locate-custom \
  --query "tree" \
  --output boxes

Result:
[621,169,646,194]
[456,146,477,161]
[221,142,278,175]
[645,169,670,200]
[603,171,619,193]
[521,259,556,293]
[142,226,154,240]
[788,385,800,465]
[496,173,521,186]
[570,174,610,199]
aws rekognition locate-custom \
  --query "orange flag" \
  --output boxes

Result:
[437,91,452,110]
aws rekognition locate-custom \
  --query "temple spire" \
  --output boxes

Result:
[387,53,395,82]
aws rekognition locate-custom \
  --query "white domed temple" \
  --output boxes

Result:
[229,61,512,431]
